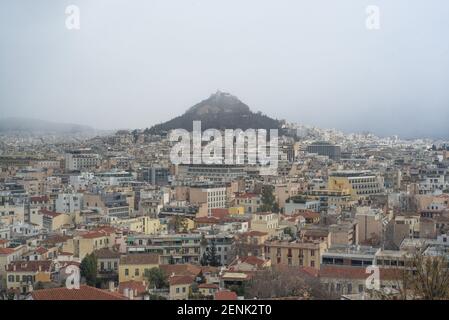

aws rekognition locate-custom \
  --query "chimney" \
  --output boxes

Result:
[129,289,134,300]
[108,281,115,292]
[123,288,129,298]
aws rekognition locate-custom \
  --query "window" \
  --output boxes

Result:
[8,275,14,282]
[358,284,364,293]
[135,269,139,276]
[182,287,186,293]
[176,288,180,293]
[310,261,315,267]
[125,268,129,276]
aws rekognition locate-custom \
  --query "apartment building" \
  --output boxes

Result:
[265,239,327,269]
[251,212,281,236]
[328,170,385,200]
[6,260,53,294]
[55,193,83,213]
[64,148,100,171]
[233,192,261,213]
[118,253,159,282]
[62,230,115,260]
[189,184,227,215]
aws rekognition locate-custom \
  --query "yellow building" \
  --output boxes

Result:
[119,253,159,283]
[328,170,384,200]
[265,240,327,269]
[0,246,27,280]
[198,283,219,297]
[111,216,162,235]
[228,206,245,215]
[169,275,194,300]
[62,230,115,260]
[6,260,52,294]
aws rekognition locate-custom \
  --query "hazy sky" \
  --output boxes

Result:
[1,0,449,138]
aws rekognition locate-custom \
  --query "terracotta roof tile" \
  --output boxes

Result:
[169,275,195,286]
[120,253,159,265]
[31,285,127,300]
[215,290,238,300]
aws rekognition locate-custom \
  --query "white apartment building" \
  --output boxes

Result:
[69,172,95,191]
[64,149,100,171]
[96,171,134,186]
[55,193,83,213]
[190,185,227,215]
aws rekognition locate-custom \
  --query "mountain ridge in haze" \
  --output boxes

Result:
[0,117,96,134]
[146,91,283,134]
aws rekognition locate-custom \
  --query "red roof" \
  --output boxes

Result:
[211,208,229,218]
[194,216,221,224]
[39,209,62,218]
[0,248,16,255]
[169,275,195,286]
[198,283,219,289]
[229,256,267,269]
[215,290,238,300]
[297,211,321,219]
[118,281,147,296]
[160,264,201,277]
[35,247,48,255]
[80,230,110,239]
[30,195,49,203]
[7,260,52,272]
[31,285,127,300]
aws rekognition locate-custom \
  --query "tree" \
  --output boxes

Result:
[283,226,297,239]
[169,215,188,233]
[80,253,97,287]
[260,185,279,213]
[245,266,330,300]
[201,240,220,267]
[144,267,168,289]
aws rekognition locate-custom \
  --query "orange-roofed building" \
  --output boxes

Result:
[118,280,148,299]
[198,283,219,297]
[62,229,115,260]
[215,290,238,300]
[169,275,195,300]
[211,208,229,219]
[228,255,270,272]
[233,192,262,213]
[6,260,53,294]
[31,285,127,300]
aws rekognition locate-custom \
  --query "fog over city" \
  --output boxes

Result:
[1,0,449,138]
